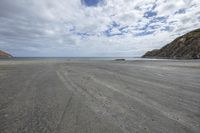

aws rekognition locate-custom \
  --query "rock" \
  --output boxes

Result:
[142,28,200,59]
[115,59,126,61]
[0,50,13,58]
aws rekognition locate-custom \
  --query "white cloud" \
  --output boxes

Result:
[0,0,200,57]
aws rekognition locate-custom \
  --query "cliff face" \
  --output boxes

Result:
[142,28,200,59]
[0,50,13,58]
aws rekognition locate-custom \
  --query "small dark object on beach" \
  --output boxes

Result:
[115,59,126,61]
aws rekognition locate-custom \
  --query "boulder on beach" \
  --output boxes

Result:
[115,59,126,61]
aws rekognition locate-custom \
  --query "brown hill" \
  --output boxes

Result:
[142,28,200,59]
[0,50,13,58]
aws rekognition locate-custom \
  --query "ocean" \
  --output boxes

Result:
[0,57,165,61]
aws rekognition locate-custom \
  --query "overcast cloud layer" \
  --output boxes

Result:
[0,0,200,57]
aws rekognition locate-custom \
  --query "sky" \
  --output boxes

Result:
[0,0,200,57]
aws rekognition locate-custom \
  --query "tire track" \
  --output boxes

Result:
[55,94,73,133]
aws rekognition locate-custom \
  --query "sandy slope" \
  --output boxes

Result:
[0,60,200,133]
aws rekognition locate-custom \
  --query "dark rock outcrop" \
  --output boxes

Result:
[142,28,200,59]
[0,50,13,58]
[115,59,126,61]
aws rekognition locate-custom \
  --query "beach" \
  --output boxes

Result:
[0,59,200,133]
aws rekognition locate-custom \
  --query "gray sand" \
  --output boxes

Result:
[0,59,200,133]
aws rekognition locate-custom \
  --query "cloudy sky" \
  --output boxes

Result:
[0,0,200,57]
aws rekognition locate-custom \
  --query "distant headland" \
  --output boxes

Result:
[142,28,200,59]
[0,50,13,58]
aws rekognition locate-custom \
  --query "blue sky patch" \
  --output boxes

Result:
[119,26,129,32]
[144,11,157,18]
[135,30,155,36]
[175,9,186,14]
[81,0,103,7]
[161,26,173,32]
[77,32,95,38]
[102,21,129,37]
[103,28,123,37]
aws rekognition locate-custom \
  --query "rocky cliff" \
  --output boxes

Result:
[142,28,200,59]
[0,50,13,58]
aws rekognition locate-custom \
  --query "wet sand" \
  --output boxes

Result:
[0,59,200,133]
